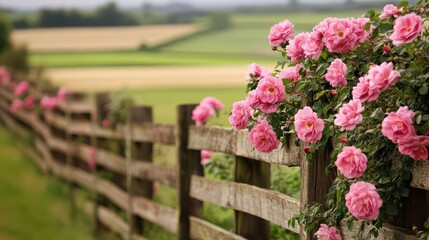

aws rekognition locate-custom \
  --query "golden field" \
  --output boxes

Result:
[45,66,247,91]
[12,24,199,52]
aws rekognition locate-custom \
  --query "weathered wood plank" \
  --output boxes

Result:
[132,196,178,234]
[190,175,300,233]
[131,123,176,145]
[98,206,147,240]
[410,161,429,190]
[22,146,48,173]
[340,221,419,240]
[189,216,246,240]
[132,161,177,189]
[188,126,301,166]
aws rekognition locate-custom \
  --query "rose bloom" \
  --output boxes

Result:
[302,31,324,60]
[23,95,34,110]
[352,75,381,103]
[229,100,252,130]
[201,96,224,111]
[10,99,24,112]
[248,119,280,153]
[345,181,382,221]
[256,76,285,104]
[0,66,11,86]
[192,103,215,127]
[259,102,278,114]
[279,64,302,82]
[380,4,404,19]
[335,146,367,179]
[200,150,213,165]
[40,96,59,110]
[14,81,30,97]
[102,119,110,128]
[246,90,260,108]
[88,146,96,171]
[57,87,68,102]
[334,100,364,131]
[381,106,416,144]
[294,106,325,144]
[313,17,335,35]
[398,136,429,160]
[246,63,270,81]
[286,32,309,62]
[315,224,342,240]
[322,18,358,54]
[268,19,294,47]
[367,62,400,91]
[325,59,348,87]
[352,18,374,43]
[389,13,423,46]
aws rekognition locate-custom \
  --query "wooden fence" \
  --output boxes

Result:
[0,82,427,240]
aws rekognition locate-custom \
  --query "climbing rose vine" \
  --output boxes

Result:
[229,1,429,238]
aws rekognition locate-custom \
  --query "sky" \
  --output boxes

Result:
[0,0,367,11]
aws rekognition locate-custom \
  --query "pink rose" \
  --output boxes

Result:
[303,31,324,60]
[325,59,348,87]
[23,95,34,110]
[352,75,380,102]
[334,100,364,131]
[256,76,285,104]
[246,90,260,108]
[380,4,403,19]
[345,181,382,221]
[10,99,24,112]
[192,103,215,127]
[294,106,325,144]
[352,18,374,43]
[40,96,59,110]
[389,13,423,46]
[398,136,429,160]
[200,150,212,165]
[229,100,252,130]
[88,146,96,171]
[14,81,29,97]
[248,119,280,153]
[322,18,358,54]
[201,96,224,111]
[57,87,68,102]
[381,106,416,144]
[0,66,11,86]
[315,224,342,240]
[286,32,308,62]
[246,63,270,81]
[259,103,278,114]
[367,62,400,92]
[335,146,367,178]
[102,119,110,128]
[268,19,294,47]
[279,64,302,82]
[313,17,335,35]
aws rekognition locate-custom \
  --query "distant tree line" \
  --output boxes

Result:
[7,2,207,29]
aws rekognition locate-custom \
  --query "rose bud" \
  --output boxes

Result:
[304,146,311,154]
[330,90,337,95]
[383,45,390,53]
[340,136,348,143]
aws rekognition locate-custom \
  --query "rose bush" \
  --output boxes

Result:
[228,1,429,238]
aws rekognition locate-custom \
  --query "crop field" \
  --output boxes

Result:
[13,24,198,52]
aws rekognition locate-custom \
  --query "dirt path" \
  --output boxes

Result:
[46,66,248,91]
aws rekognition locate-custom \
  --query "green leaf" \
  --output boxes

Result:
[365,22,371,31]
[424,218,429,229]
[399,187,410,197]
[419,84,428,95]
[385,204,399,216]
[321,51,328,60]
[397,1,409,8]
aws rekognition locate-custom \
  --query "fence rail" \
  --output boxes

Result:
[0,82,427,240]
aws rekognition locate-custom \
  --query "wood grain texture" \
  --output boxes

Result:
[190,175,300,233]
[188,126,301,166]
[189,217,246,240]
[340,221,419,240]
[98,206,147,240]
[410,161,429,190]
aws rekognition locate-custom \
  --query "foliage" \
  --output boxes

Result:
[0,44,30,75]
[239,1,429,239]
[106,92,135,127]
[0,14,11,54]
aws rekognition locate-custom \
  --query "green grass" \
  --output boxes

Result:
[30,51,276,68]
[0,126,94,240]
[124,86,247,124]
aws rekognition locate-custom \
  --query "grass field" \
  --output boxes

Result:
[0,127,94,240]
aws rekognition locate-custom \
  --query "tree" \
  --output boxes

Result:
[0,15,11,54]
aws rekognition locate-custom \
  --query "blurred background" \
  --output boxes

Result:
[0,0,405,239]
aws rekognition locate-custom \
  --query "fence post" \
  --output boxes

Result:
[129,106,154,235]
[64,92,76,220]
[234,157,270,240]
[299,144,336,240]
[93,92,111,234]
[177,104,204,240]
